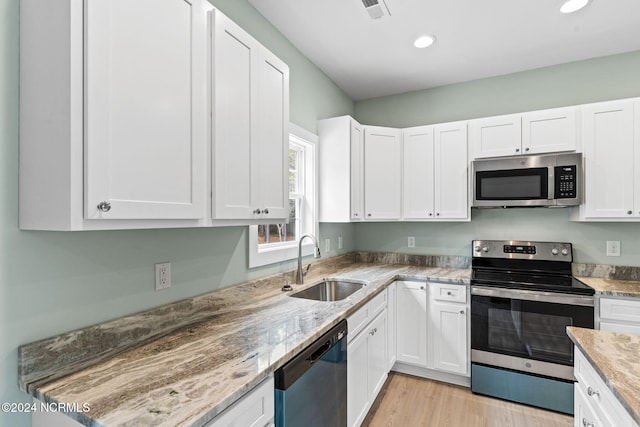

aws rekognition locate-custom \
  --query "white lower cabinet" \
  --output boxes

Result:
[598,296,640,335]
[204,376,274,427]
[347,295,388,427]
[395,281,428,367]
[574,348,638,427]
[393,280,470,385]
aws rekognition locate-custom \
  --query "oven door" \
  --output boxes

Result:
[471,286,593,380]
[473,166,551,207]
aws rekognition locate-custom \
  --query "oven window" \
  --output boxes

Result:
[487,306,573,361]
[476,168,548,200]
[472,295,594,366]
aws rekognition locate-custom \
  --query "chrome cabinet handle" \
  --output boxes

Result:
[97,201,111,212]
[587,386,600,397]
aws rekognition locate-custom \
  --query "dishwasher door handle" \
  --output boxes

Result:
[308,340,332,362]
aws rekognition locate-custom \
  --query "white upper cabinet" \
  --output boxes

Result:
[470,114,522,159]
[571,99,636,221]
[522,107,577,155]
[363,126,403,220]
[318,116,364,222]
[20,0,210,229]
[211,10,289,223]
[470,107,577,159]
[403,126,435,219]
[403,123,469,221]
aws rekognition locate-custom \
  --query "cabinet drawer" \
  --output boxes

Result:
[574,349,636,427]
[430,282,467,303]
[600,298,640,323]
[600,321,640,335]
[348,291,387,341]
[574,385,605,427]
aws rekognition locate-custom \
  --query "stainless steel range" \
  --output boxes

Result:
[470,240,594,415]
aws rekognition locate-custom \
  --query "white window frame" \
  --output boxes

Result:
[248,123,318,268]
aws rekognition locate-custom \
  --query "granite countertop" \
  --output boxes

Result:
[567,327,640,425]
[19,253,470,427]
[576,276,640,297]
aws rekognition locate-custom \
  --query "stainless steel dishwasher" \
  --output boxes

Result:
[274,320,348,426]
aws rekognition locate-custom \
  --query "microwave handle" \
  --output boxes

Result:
[548,166,555,200]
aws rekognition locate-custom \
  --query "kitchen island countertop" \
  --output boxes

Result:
[567,326,640,425]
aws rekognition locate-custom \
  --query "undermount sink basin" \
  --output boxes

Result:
[288,280,365,302]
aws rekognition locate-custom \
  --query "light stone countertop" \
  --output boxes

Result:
[567,327,640,425]
[20,255,470,427]
[576,277,640,297]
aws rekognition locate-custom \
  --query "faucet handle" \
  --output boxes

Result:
[303,264,311,277]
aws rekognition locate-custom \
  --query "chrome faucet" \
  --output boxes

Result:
[296,234,321,284]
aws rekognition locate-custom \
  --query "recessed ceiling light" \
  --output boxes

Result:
[560,0,590,14]
[414,35,436,49]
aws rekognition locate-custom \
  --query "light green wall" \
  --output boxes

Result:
[355,50,640,128]
[353,51,640,267]
[0,1,353,425]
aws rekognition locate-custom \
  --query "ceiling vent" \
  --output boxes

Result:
[360,0,391,20]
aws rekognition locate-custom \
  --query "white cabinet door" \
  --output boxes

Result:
[364,126,402,220]
[403,126,435,219]
[522,107,577,155]
[204,377,274,427]
[351,122,365,220]
[434,122,469,219]
[581,100,635,219]
[347,322,370,427]
[387,282,397,370]
[211,10,288,222]
[430,302,468,375]
[319,116,359,223]
[395,281,427,367]
[84,0,207,220]
[256,48,289,219]
[368,310,388,400]
[635,99,640,218]
[470,114,521,159]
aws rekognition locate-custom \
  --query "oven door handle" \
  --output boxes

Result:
[471,286,594,307]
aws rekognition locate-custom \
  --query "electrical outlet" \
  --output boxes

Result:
[325,238,331,253]
[606,241,621,257]
[338,235,343,249]
[408,236,416,248]
[155,262,171,290]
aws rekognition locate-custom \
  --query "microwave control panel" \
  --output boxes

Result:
[554,165,577,199]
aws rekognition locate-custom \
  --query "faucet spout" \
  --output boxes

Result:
[296,234,321,284]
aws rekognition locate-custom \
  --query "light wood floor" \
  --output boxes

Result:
[362,373,573,427]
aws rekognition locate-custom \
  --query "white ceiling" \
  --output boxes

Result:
[248,0,640,101]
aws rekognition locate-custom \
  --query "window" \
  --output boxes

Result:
[249,124,317,267]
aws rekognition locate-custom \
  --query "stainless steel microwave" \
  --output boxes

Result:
[472,152,583,207]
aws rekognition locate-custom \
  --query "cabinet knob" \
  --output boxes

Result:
[428,213,433,216]
[367,213,372,217]
[447,291,453,296]
[420,286,425,290]
[587,386,600,398]
[627,210,633,215]
[97,201,112,212]
[525,147,530,152]
[354,213,358,217]
[460,310,465,315]
[515,148,520,153]
[253,209,262,215]
[582,418,594,427]
[436,213,440,216]
[262,209,269,215]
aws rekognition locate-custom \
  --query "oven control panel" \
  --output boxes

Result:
[472,240,572,262]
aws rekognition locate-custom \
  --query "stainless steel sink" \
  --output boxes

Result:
[288,280,365,302]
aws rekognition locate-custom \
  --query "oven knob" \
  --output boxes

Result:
[561,248,569,256]
[482,246,489,253]
[551,248,559,255]
[474,245,481,253]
